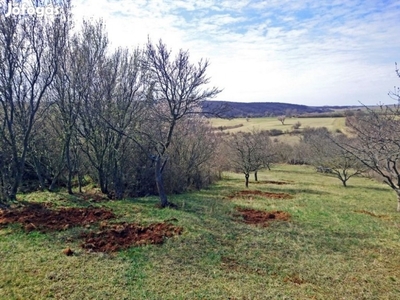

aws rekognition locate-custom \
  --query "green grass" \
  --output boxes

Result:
[2,165,400,299]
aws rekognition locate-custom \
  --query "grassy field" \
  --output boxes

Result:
[210,117,347,133]
[1,165,400,299]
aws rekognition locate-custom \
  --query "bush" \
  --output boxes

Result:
[268,129,283,136]
[292,121,301,130]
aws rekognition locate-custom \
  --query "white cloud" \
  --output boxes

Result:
[71,0,400,106]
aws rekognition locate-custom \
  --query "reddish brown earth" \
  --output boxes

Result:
[80,222,183,252]
[0,202,115,232]
[0,203,183,252]
[228,190,293,200]
[235,207,290,226]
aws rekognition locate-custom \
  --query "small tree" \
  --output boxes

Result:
[227,130,273,187]
[302,127,364,187]
[277,115,286,125]
[339,104,400,210]
[0,1,70,203]
[141,39,221,207]
[292,121,301,130]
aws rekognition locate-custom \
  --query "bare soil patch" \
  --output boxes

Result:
[235,207,290,226]
[0,203,183,252]
[80,222,183,252]
[228,190,293,200]
[0,202,115,232]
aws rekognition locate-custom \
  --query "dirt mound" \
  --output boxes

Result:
[80,222,183,252]
[235,207,290,226]
[228,190,293,200]
[254,180,292,185]
[0,202,115,232]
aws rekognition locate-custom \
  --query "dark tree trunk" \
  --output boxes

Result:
[155,156,169,207]
[113,169,124,200]
[31,156,45,191]
[339,176,348,187]
[67,170,73,195]
[99,170,108,194]
[65,141,73,195]
[254,171,258,182]
[245,173,249,188]
[49,169,63,192]
[77,172,83,193]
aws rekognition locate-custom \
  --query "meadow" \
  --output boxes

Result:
[1,164,400,299]
[209,117,347,133]
[209,116,348,144]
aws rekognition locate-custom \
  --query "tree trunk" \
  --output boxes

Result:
[65,142,73,195]
[155,156,169,207]
[254,171,258,182]
[245,173,249,188]
[77,172,83,193]
[99,170,108,194]
[49,169,63,192]
[67,170,73,195]
[31,157,45,191]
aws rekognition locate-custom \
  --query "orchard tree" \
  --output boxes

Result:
[141,39,221,207]
[277,115,286,125]
[227,130,273,187]
[302,127,364,187]
[340,104,400,210]
[0,0,70,204]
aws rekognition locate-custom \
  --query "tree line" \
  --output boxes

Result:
[0,1,221,207]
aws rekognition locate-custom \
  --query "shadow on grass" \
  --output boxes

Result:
[246,186,331,196]
[343,185,391,193]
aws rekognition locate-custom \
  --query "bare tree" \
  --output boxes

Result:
[227,130,273,187]
[0,1,70,203]
[164,117,218,192]
[292,121,301,130]
[302,127,364,187]
[277,115,286,125]
[72,20,145,199]
[140,39,221,207]
[340,104,400,210]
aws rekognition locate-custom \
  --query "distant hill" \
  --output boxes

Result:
[201,100,356,118]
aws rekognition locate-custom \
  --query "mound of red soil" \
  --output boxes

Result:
[228,190,293,200]
[0,202,115,232]
[235,207,290,226]
[80,222,183,252]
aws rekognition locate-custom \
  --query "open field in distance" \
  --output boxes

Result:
[209,117,347,134]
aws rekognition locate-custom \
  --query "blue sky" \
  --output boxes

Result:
[72,0,400,106]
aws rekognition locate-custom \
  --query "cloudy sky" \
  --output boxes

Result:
[72,0,400,106]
